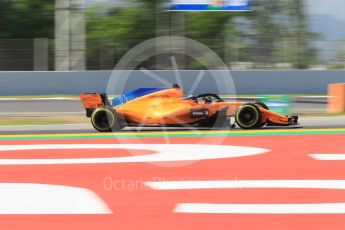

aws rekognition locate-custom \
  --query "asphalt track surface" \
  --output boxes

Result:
[0,129,345,230]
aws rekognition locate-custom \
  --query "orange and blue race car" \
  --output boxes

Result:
[80,85,299,132]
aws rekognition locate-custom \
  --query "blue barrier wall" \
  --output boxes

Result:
[0,70,344,95]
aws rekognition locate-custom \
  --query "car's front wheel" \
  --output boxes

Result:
[235,103,262,129]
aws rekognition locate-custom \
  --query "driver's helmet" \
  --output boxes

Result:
[204,96,212,104]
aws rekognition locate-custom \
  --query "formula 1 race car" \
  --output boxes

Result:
[80,85,299,132]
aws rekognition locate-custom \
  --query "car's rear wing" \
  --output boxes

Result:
[80,93,111,117]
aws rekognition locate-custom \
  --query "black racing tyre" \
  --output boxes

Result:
[91,107,122,132]
[235,103,262,129]
[254,102,269,127]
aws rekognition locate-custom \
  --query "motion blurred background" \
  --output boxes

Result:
[0,0,344,71]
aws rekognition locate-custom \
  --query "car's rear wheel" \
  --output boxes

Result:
[235,103,262,129]
[91,107,122,132]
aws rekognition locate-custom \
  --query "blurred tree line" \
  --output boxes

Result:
[0,0,54,38]
[0,0,318,69]
[86,0,318,69]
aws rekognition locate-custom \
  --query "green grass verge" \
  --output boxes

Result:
[0,128,345,141]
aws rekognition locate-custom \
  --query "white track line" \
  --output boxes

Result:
[309,154,345,160]
[0,144,268,165]
[0,183,111,214]
[146,180,345,214]
[174,203,345,214]
[145,180,345,190]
